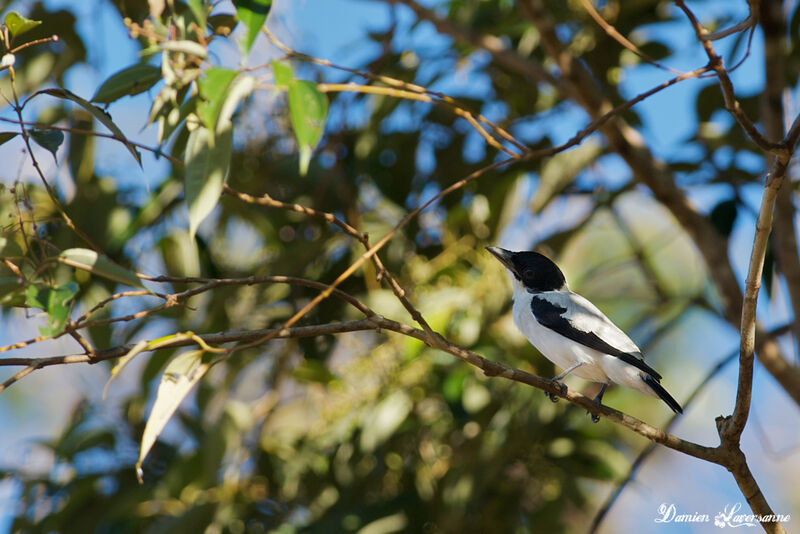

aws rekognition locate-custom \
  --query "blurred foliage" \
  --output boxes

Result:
[0,0,788,533]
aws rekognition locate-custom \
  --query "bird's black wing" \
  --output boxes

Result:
[530,295,662,380]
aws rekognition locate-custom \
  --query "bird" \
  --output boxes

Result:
[486,246,682,421]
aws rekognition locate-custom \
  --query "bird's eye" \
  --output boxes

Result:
[522,269,534,279]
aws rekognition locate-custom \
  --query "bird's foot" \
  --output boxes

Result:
[545,380,567,402]
[586,384,608,423]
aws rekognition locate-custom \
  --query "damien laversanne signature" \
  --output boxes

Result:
[655,502,790,528]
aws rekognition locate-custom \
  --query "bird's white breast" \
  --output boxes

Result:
[510,280,611,383]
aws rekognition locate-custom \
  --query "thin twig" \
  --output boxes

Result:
[579,0,685,74]
[588,322,791,534]
[263,27,528,154]
[675,0,784,155]
[0,314,721,463]
[0,117,183,166]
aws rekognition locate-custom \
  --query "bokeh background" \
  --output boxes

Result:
[0,0,799,532]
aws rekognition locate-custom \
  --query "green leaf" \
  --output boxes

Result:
[90,63,162,104]
[137,350,210,482]
[0,132,17,146]
[234,0,271,56]
[197,68,238,130]
[58,248,144,288]
[4,12,42,37]
[25,282,78,336]
[292,360,336,384]
[29,129,64,162]
[36,88,142,166]
[184,125,232,239]
[187,0,207,27]
[0,277,25,306]
[272,60,293,89]
[288,80,328,175]
[217,74,255,131]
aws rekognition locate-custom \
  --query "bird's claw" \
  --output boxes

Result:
[545,381,567,402]
[587,394,604,423]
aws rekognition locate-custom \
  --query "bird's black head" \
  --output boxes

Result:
[486,246,567,292]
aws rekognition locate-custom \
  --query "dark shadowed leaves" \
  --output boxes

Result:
[29,129,64,162]
[91,63,162,104]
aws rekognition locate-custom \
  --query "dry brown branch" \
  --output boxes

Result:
[375,0,567,94]
[222,185,438,337]
[8,86,102,253]
[381,0,746,337]
[221,158,512,357]
[146,274,377,318]
[372,0,792,528]
[589,321,792,534]
[0,314,720,463]
[758,0,800,350]
[0,117,183,166]
[675,0,784,155]
[723,156,789,445]
[262,27,527,155]
[702,0,759,41]
[314,83,521,158]
[579,0,684,74]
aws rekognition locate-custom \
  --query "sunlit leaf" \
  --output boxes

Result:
[136,350,210,482]
[272,60,293,89]
[58,248,144,288]
[25,282,78,336]
[36,88,142,165]
[159,40,208,59]
[197,67,238,130]
[359,390,412,452]
[187,0,206,26]
[29,129,64,162]
[288,80,328,175]
[184,125,232,239]
[91,63,162,104]
[234,0,271,56]
[216,74,255,131]
[4,12,41,37]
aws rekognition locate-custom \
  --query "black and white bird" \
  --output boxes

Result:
[487,246,682,421]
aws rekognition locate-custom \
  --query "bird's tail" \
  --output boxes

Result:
[641,374,683,414]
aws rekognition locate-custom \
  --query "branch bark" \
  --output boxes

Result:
[759,0,800,349]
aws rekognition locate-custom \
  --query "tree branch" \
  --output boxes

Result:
[0,314,721,463]
[758,0,800,351]
[674,0,784,155]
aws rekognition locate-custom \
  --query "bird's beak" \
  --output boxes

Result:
[486,246,516,274]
